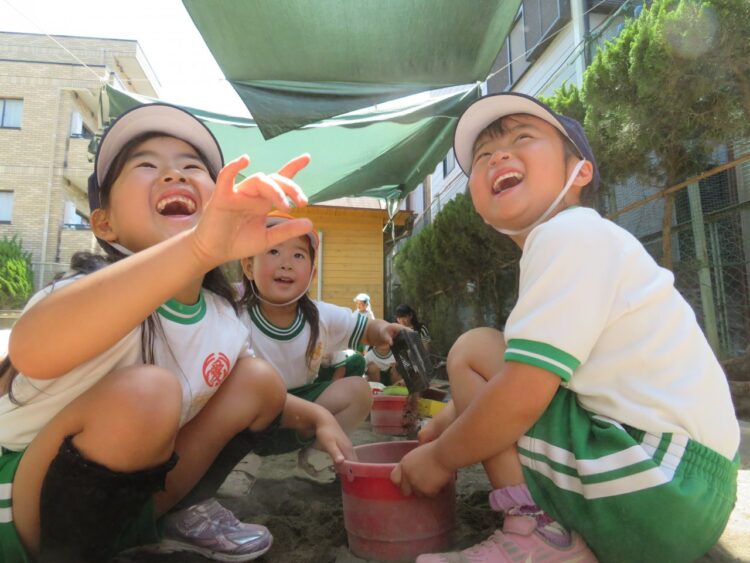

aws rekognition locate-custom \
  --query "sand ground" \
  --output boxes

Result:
[114,418,750,563]
[1,330,747,562]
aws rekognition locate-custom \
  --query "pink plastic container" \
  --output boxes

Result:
[370,395,409,436]
[338,441,456,562]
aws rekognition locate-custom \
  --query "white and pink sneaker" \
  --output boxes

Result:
[416,514,598,563]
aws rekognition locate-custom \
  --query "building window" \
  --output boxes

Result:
[487,11,530,93]
[0,99,22,129]
[523,0,572,60]
[70,111,94,139]
[509,12,531,81]
[63,201,89,229]
[488,40,511,93]
[442,150,456,177]
[0,191,13,223]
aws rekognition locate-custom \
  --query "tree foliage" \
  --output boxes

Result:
[584,0,750,190]
[0,236,34,309]
[395,194,519,354]
[394,0,750,348]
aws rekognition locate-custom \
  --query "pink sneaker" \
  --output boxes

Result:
[416,515,598,562]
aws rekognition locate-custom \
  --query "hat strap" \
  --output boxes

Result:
[248,268,315,308]
[108,242,134,256]
[494,159,585,237]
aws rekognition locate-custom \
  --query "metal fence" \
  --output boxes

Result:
[608,145,750,360]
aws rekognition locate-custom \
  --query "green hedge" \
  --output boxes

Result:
[0,236,34,309]
[394,194,520,356]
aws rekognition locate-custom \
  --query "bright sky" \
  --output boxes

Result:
[0,0,250,116]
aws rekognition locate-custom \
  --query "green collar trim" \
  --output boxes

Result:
[249,303,305,340]
[158,292,207,325]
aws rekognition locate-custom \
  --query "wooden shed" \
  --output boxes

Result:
[286,198,411,319]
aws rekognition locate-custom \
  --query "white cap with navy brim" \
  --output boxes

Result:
[453,92,584,176]
[95,103,223,188]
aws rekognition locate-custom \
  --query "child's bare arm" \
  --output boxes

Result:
[280,394,354,463]
[417,399,456,444]
[361,319,403,348]
[392,362,559,496]
[10,156,311,380]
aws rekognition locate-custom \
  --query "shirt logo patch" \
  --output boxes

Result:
[202,352,231,387]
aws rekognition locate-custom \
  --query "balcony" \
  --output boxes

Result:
[65,136,94,179]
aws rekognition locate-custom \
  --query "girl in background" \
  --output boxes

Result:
[395,303,432,353]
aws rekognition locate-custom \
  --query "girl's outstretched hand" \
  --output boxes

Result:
[191,154,313,268]
[390,440,453,497]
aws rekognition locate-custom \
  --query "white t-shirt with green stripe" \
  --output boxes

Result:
[504,207,739,460]
[242,301,368,390]
[365,347,396,370]
[0,276,251,451]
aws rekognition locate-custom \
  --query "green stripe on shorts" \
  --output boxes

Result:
[0,448,161,562]
[0,449,31,563]
[519,387,738,563]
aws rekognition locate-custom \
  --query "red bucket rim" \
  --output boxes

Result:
[337,440,419,480]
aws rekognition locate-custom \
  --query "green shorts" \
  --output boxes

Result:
[253,381,333,456]
[0,448,161,562]
[379,368,396,386]
[317,352,366,382]
[519,387,738,563]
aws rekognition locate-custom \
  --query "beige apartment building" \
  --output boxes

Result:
[0,31,159,288]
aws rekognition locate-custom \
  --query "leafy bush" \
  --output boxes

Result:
[0,236,34,309]
[395,194,520,355]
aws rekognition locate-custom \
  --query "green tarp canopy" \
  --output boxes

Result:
[182,0,521,139]
[103,84,479,203]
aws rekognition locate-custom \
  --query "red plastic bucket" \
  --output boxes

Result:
[338,441,456,562]
[370,395,409,436]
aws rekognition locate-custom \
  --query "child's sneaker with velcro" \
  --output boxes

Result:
[152,498,272,562]
[416,514,598,563]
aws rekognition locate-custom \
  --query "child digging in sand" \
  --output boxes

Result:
[238,213,404,481]
[0,102,318,562]
[392,92,739,563]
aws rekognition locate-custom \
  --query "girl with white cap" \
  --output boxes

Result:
[0,102,317,563]
[353,292,375,320]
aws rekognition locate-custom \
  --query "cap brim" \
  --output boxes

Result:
[266,216,319,251]
[95,103,223,185]
[453,93,570,175]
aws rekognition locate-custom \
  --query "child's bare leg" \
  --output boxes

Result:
[446,327,524,488]
[314,376,372,437]
[154,357,285,514]
[418,328,591,560]
[331,365,347,381]
[389,366,403,386]
[13,365,183,555]
[366,362,381,382]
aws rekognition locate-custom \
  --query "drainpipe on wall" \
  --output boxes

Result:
[38,89,65,289]
[571,0,587,85]
[316,230,324,301]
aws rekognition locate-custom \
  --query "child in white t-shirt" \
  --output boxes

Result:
[0,103,321,563]
[238,212,403,480]
[392,93,740,563]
